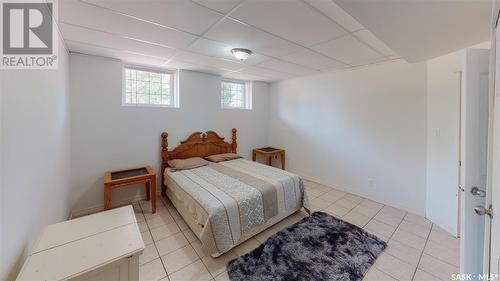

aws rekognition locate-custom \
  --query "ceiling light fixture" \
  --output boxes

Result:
[231,48,253,61]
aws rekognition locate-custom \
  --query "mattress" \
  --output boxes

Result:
[163,158,309,256]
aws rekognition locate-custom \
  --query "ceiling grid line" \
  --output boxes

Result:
[65,39,172,61]
[191,0,398,69]
[164,0,249,65]
[186,0,346,73]
[188,0,350,67]
[78,0,200,37]
[300,0,390,60]
[223,16,351,66]
[60,21,177,50]
[73,0,356,75]
[61,0,444,82]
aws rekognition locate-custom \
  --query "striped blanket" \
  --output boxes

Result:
[165,158,309,255]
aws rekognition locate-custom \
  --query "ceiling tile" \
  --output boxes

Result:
[230,0,346,46]
[335,0,491,62]
[168,59,230,76]
[60,23,176,60]
[204,18,302,57]
[60,0,196,49]
[350,56,390,68]
[187,38,270,65]
[173,51,244,71]
[82,0,222,35]
[223,71,272,82]
[57,0,406,82]
[192,0,243,14]
[66,41,169,68]
[280,48,347,70]
[320,65,351,73]
[258,59,319,76]
[66,41,120,59]
[234,66,293,81]
[312,35,383,66]
[354,29,396,57]
[303,0,363,32]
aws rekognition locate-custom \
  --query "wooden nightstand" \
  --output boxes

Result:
[104,166,156,213]
[253,147,285,170]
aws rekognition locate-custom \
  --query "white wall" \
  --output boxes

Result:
[426,51,462,235]
[69,54,270,215]
[0,37,71,280]
[268,61,428,215]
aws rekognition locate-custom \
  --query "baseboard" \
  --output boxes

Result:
[69,189,163,219]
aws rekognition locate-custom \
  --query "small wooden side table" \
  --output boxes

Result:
[253,147,285,170]
[104,166,156,213]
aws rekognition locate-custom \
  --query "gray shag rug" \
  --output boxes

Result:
[227,212,386,281]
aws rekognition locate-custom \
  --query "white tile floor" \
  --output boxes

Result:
[131,179,459,281]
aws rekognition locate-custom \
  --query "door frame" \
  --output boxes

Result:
[482,0,499,276]
[458,70,463,238]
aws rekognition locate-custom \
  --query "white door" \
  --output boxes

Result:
[460,48,490,276]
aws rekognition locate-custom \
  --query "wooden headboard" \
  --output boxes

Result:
[160,128,237,195]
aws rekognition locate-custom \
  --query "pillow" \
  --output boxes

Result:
[205,153,242,163]
[168,157,209,171]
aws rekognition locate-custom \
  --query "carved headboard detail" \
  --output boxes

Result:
[160,128,237,195]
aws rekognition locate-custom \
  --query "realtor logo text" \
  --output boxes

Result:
[1,0,58,69]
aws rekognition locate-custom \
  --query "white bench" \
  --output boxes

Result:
[16,206,144,281]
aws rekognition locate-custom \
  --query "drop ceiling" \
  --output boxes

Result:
[59,0,399,82]
[59,0,489,83]
[334,0,491,63]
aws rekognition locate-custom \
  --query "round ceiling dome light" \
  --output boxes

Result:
[231,48,253,61]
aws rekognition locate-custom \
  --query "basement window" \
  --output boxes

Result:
[123,66,179,108]
[221,79,252,110]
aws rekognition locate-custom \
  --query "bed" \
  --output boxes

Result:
[160,129,309,257]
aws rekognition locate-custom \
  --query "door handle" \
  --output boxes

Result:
[471,186,486,197]
[474,205,493,218]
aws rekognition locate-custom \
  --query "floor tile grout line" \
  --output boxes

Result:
[396,224,430,241]
[358,202,393,280]
[379,214,430,265]
[344,200,379,224]
[409,222,435,281]
[365,203,390,231]
[320,188,352,212]
[161,195,214,279]
[384,213,431,257]
[162,246,202,278]
[140,198,171,280]
[423,249,460,269]
[157,197,202,280]
[366,208,414,281]
[139,197,254,278]
[419,224,460,269]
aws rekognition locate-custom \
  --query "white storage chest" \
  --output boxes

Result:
[16,206,144,281]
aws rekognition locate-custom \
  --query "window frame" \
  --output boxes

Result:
[220,79,252,110]
[122,65,179,108]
